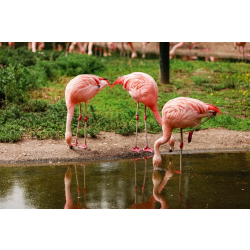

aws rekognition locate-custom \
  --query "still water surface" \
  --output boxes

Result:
[0,153,250,209]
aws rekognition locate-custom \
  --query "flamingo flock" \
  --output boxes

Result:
[65,72,222,172]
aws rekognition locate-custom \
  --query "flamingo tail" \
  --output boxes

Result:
[205,103,222,115]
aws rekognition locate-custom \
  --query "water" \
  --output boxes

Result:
[0,152,250,209]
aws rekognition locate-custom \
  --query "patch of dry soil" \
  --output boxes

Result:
[0,128,249,165]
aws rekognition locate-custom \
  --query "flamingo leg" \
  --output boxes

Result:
[65,42,70,57]
[179,128,183,174]
[188,113,216,143]
[74,164,81,198]
[143,105,153,152]
[142,157,147,197]
[134,160,137,203]
[72,103,82,146]
[132,103,142,152]
[83,164,87,205]
[79,103,88,149]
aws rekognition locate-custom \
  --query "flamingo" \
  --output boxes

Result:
[153,97,222,172]
[31,42,44,52]
[65,74,111,149]
[8,42,15,48]
[169,42,197,60]
[234,42,246,61]
[113,72,173,153]
[64,164,88,209]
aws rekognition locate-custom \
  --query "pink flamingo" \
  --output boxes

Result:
[113,72,174,153]
[65,74,111,149]
[153,97,222,172]
[64,164,88,209]
[234,42,246,60]
[8,42,15,48]
[31,42,44,52]
[169,42,197,59]
[108,42,137,58]
[69,42,86,54]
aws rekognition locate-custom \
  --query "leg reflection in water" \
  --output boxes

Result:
[64,164,88,209]
[128,157,156,209]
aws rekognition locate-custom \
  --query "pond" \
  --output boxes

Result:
[0,152,250,209]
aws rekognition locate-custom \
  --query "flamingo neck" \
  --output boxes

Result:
[153,127,172,167]
[153,179,168,209]
[64,183,74,209]
[65,105,74,145]
[150,106,162,127]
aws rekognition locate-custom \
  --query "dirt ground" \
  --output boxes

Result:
[0,128,249,165]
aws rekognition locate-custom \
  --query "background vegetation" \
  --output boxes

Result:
[0,45,249,142]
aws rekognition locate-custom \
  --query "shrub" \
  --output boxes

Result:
[0,64,47,104]
[54,53,104,76]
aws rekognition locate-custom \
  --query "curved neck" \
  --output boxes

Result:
[66,105,74,133]
[154,126,172,164]
[150,106,162,127]
[153,180,169,209]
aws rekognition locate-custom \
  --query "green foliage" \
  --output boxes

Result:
[115,122,135,136]
[53,54,104,77]
[191,75,210,85]
[22,99,48,112]
[0,64,47,104]
[0,47,62,67]
[0,49,250,143]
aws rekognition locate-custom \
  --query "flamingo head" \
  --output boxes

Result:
[98,78,112,89]
[65,131,72,149]
[168,135,175,152]
[153,154,162,168]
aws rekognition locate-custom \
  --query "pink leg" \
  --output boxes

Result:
[32,42,36,52]
[128,42,137,58]
[78,103,88,149]
[88,42,94,55]
[38,42,44,50]
[72,104,82,147]
[170,42,185,59]
[176,128,184,174]
[143,105,153,152]
[132,103,142,152]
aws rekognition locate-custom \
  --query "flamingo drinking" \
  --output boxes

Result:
[153,97,222,172]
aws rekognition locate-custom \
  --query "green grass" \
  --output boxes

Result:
[0,49,250,142]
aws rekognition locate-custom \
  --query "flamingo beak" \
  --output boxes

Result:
[103,78,112,88]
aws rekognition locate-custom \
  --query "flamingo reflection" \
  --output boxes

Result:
[64,164,88,209]
[128,157,175,209]
[129,157,156,209]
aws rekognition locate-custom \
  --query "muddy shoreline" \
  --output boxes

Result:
[0,128,249,166]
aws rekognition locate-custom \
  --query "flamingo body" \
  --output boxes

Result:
[153,97,222,168]
[65,74,111,148]
[113,72,162,124]
[162,97,221,129]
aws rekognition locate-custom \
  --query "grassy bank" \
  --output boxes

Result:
[0,47,249,142]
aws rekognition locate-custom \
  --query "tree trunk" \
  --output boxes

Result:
[159,42,170,84]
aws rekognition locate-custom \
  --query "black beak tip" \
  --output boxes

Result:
[70,145,73,149]
[169,149,172,153]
